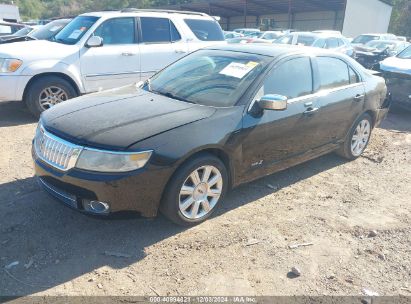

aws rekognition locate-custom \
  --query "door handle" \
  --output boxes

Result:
[354,94,365,102]
[303,107,319,116]
[121,52,137,56]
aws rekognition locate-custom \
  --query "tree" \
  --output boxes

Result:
[389,0,411,37]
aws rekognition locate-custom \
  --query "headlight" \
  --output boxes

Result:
[0,58,23,73]
[76,149,152,173]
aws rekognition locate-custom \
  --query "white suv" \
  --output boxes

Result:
[0,9,225,117]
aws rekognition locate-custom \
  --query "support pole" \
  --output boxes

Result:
[244,0,248,27]
[288,0,292,29]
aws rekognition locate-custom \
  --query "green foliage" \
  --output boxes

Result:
[0,0,191,20]
[389,0,411,37]
[0,0,409,36]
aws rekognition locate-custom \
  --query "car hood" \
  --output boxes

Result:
[0,39,78,61]
[380,56,411,76]
[41,85,217,150]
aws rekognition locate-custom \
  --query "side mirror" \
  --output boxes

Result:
[257,94,288,111]
[86,36,103,48]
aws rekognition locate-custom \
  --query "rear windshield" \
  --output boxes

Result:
[352,35,379,44]
[184,19,224,41]
[32,19,70,40]
[397,46,411,59]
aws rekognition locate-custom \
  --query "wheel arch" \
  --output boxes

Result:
[364,109,377,127]
[23,72,81,102]
[159,146,234,208]
[176,147,233,188]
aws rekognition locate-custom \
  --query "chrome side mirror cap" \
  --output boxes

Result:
[257,94,288,111]
[86,36,103,48]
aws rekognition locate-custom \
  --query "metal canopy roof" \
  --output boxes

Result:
[159,0,347,18]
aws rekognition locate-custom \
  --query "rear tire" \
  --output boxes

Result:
[337,113,373,160]
[160,153,228,226]
[25,76,78,118]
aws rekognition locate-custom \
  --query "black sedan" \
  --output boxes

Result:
[32,45,390,226]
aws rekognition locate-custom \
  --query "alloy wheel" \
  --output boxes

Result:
[39,86,69,110]
[179,165,223,220]
[351,119,371,157]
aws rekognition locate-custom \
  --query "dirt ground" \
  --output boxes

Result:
[0,100,410,298]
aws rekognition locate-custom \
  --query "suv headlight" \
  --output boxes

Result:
[76,149,153,173]
[0,58,23,73]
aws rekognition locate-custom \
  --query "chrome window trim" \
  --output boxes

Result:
[248,82,365,113]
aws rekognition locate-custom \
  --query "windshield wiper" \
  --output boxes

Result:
[152,90,195,104]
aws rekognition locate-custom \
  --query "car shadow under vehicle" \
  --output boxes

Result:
[0,151,347,297]
[0,100,37,127]
[379,107,411,133]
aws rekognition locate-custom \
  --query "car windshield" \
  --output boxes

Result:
[13,27,33,36]
[54,16,99,45]
[276,34,292,44]
[352,35,379,44]
[296,35,316,46]
[31,20,70,40]
[366,41,397,50]
[145,50,270,107]
[397,46,411,59]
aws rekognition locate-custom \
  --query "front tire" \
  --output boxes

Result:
[25,76,78,118]
[337,113,373,160]
[160,153,228,226]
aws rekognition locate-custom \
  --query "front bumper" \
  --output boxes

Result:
[33,152,173,217]
[0,74,31,101]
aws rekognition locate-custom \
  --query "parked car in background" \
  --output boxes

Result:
[0,9,225,117]
[351,33,397,47]
[313,30,342,36]
[223,31,243,39]
[226,36,255,44]
[251,31,284,43]
[355,40,410,70]
[0,25,38,43]
[233,28,261,37]
[0,21,25,36]
[0,19,71,44]
[32,44,389,225]
[30,18,71,41]
[396,36,407,42]
[380,46,411,111]
[275,32,355,57]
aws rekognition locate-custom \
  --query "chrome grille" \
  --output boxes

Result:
[34,124,82,171]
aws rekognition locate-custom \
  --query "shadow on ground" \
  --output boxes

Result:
[379,107,411,133]
[0,152,347,296]
[0,101,37,128]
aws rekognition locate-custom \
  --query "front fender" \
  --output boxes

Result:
[20,60,85,94]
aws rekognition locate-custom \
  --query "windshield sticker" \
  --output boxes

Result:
[68,29,83,40]
[219,62,259,79]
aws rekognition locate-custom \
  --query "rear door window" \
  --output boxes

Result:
[317,57,350,90]
[261,57,313,99]
[140,17,181,43]
[184,19,224,41]
[349,67,360,84]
